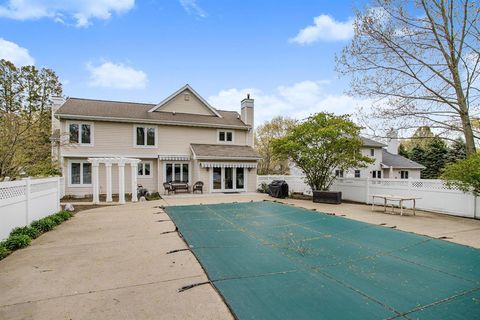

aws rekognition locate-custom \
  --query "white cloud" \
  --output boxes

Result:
[0,0,135,27]
[208,80,371,125]
[0,38,35,66]
[87,61,147,89]
[290,14,353,44]
[179,0,207,18]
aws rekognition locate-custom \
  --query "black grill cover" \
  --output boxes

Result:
[268,180,289,199]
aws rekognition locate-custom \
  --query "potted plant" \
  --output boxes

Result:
[272,112,373,204]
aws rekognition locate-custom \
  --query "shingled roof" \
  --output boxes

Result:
[381,150,425,169]
[55,97,249,130]
[360,136,387,148]
[190,144,261,160]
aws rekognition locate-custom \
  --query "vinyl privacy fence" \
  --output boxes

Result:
[257,175,479,219]
[0,177,63,240]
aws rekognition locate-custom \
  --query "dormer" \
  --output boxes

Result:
[148,84,222,117]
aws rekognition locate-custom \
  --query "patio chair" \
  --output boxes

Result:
[193,181,204,194]
[163,182,173,195]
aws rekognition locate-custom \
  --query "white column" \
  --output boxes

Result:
[131,162,138,202]
[92,163,100,204]
[106,163,113,202]
[118,163,125,204]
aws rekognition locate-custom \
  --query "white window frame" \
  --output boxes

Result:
[217,129,234,144]
[210,167,247,192]
[66,121,94,146]
[138,161,153,177]
[133,124,158,148]
[354,170,361,178]
[370,148,375,157]
[67,160,92,187]
[400,170,409,179]
[163,162,191,183]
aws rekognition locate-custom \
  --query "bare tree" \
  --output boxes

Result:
[337,0,480,154]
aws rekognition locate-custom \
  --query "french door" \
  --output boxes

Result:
[212,167,245,192]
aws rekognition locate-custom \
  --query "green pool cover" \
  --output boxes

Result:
[165,201,480,320]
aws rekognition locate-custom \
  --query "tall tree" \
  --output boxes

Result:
[255,116,297,175]
[446,137,467,164]
[272,113,373,191]
[0,59,62,179]
[423,137,449,178]
[337,0,480,154]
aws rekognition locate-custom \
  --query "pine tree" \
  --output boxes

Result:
[446,138,467,165]
[422,138,448,179]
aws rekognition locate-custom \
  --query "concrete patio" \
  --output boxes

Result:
[1,193,479,319]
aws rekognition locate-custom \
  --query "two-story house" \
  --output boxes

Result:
[52,85,260,199]
[291,136,424,179]
[340,136,425,179]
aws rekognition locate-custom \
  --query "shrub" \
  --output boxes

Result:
[0,243,10,260]
[31,217,56,233]
[10,226,40,239]
[146,192,161,201]
[56,210,74,221]
[50,214,64,225]
[257,182,269,194]
[4,234,31,250]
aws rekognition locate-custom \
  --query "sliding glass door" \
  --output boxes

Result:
[211,167,246,192]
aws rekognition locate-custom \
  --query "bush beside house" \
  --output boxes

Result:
[0,210,74,261]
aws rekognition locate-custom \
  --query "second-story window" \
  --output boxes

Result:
[370,148,375,157]
[69,122,92,145]
[135,126,156,147]
[218,130,233,143]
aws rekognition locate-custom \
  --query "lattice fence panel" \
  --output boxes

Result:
[0,185,26,200]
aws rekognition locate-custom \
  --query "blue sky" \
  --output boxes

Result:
[0,0,372,124]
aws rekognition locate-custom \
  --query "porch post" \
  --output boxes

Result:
[131,162,138,202]
[92,162,100,204]
[118,162,125,204]
[105,162,113,202]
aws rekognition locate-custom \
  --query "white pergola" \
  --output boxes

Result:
[88,157,141,205]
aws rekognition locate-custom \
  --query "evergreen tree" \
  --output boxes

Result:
[446,138,467,165]
[422,138,448,179]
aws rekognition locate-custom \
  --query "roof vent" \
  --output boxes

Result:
[247,93,250,99]
[184,93,190,101]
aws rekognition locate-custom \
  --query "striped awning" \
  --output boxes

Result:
[200,162,257,168]
[158,155,190,161]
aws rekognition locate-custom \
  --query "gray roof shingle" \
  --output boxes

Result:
[191,144,260,160]
[381,150,425,169]
[55,97,249,129]
[360,136,387,147]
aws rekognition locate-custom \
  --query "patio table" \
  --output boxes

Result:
[371,194,420,216]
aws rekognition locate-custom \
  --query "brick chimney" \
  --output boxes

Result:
[241,94,254,146]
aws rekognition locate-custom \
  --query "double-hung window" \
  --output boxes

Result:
[69,122,93,145]
[165,163,189,183]
[354,170,361,178]
[137,162,152,177]
[70,161,92,186]
[135,125,156,147]
[218,130,233,143]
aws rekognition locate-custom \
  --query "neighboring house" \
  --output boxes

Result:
[51,84,260,198]
[290,135,425,179]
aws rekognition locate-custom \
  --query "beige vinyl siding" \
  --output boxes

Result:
[158,89,215,116]
[60,120,248,157]
[63,158,158,197]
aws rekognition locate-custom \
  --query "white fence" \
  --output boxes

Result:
[0,177,62,240]
[257,175,479,219]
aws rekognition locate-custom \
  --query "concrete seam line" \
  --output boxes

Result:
[0,274,205,309]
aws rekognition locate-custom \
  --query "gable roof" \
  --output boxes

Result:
[55,97,249,130]
[360,136,387,148]
[148,84,222,117]
[190,144,260,160]
[381,150,426,169]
